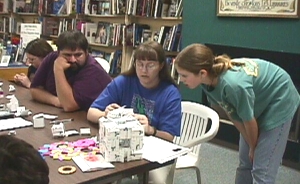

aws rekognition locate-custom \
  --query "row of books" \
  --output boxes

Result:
[90,49,122,75]
[157,24,182,52]
[85,0,182,17]
[127,0,182,17]
[0,16,23,34]
[80,21,124,46]
[41,17,78,36]
[125,23,182,52]
[0,0,183,17]
[0,0,73,15]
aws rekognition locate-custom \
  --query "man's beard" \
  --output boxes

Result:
[69,62,81,71]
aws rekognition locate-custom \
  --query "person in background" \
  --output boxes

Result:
[0,134,49,184]
[87,41,182,183]
[30,31,112,112]
[175,43,300,184]
[14,39,53,88]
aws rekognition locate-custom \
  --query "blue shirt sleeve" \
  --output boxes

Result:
[91,76,125,110]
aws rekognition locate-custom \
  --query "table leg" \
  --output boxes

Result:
[142,171,149,184]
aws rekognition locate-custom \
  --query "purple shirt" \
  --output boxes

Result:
[31,51,112,111]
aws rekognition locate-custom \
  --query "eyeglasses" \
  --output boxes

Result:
[135,62,158,71]
[25,56,40,63]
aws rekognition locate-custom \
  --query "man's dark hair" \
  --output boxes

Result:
[56,30,89,51]
[0,135,49,184]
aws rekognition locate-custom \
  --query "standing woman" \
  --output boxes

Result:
[175,43,300,184]
[14,39,53,88]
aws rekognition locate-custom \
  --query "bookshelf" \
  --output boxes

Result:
[0,0,183,80]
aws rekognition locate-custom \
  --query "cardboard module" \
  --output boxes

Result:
[98,108,144,162]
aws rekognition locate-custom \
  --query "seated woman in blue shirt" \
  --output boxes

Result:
[87,41,182,184]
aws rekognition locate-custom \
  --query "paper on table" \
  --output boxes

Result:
[0,117,33,131]
[72,154,115,172]
[138,136,190,164]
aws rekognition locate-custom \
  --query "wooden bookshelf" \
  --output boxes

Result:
[0,67,28,81]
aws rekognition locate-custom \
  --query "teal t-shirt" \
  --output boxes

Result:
[202,58,300,131]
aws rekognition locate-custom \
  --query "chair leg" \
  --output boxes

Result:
[195,167,201,184]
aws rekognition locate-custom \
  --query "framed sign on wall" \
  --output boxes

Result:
[217,0,300,18]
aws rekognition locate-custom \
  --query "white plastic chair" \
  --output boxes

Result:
[167,101,220,184]
[95,57,110,73]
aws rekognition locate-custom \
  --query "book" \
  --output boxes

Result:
[84,22,97,43]
[72,154,115,172]
[141,29,152,43]
[95,21,110,45]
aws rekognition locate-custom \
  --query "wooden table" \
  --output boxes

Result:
[0,79,170,184]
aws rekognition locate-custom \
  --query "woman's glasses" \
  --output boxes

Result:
[135,61,158,71]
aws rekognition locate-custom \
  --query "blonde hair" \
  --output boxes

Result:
[175,44,243,77]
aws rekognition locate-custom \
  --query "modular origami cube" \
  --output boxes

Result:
[99,108,144,162]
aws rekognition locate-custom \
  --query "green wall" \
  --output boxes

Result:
[180,0,300,102]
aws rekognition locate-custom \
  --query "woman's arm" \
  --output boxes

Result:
[87,107,105,123]
[87,103,121,123]
[230,116,258,162]
[135,114,174,142]
[244,118,259,149]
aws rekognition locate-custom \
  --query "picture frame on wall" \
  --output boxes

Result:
[217,0,300,18]
[0,55,11,67]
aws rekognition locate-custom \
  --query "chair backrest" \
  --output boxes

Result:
[95,57,110,73]
[174,101,220,156]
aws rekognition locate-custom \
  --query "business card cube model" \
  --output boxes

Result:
[98,108,144,162]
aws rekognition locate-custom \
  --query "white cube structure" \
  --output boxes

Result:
[51,123,65,138]
[99,108,144,162]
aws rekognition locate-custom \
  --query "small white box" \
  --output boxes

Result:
[33,114,45,128]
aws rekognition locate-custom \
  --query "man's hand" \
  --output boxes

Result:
[104,103,121,116]
[54,56,70,71]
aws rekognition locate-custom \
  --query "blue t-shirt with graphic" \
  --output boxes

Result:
[202,58,300,131]
[91,75,182,136]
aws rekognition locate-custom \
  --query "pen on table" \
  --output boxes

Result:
[50,118,74,124]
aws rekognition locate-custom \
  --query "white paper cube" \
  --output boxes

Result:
[98,108,144,162]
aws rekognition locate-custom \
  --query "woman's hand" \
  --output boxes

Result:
[104,103,120,116]
[134,114,154,135]
[249,147,254,163]
[14,73,31,88]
